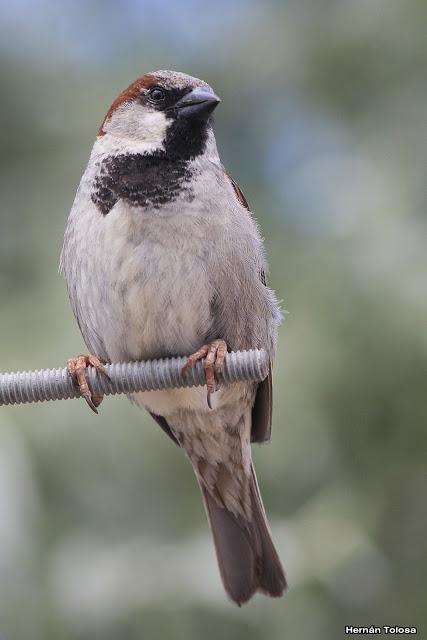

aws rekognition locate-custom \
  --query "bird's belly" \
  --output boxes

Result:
[133,380,252,418]
[98,208,214,363]
[111,263,211,361]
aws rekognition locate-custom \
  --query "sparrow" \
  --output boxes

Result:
[60,70,286,605]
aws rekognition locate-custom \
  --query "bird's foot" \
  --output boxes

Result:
[67,354,110,414]
[182,339,227,409]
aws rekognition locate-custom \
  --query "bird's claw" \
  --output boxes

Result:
[67,354,110,414]
[182,339,227,409]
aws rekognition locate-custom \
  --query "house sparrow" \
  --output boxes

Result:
[60,70,286,605]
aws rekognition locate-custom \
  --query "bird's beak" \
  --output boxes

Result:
[174,87,221,120]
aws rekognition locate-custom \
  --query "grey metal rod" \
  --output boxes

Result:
[0,349,269,407]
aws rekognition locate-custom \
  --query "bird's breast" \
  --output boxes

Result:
[97,199,215,363]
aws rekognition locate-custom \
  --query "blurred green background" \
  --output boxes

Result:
[1,1,426,638]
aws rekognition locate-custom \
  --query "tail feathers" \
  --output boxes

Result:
[201,463,286,605]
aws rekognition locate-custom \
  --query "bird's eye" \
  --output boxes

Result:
[148,86,166,103]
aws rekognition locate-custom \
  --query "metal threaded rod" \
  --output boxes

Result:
[0,349,269,407]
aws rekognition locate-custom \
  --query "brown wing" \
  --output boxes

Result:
[226,172,273,443]
[227,172,250,210]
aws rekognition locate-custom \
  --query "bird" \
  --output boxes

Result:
[60,70,286,605]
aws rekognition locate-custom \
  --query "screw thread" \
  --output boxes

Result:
[0,349,269,407]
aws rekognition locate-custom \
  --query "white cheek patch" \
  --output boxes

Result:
[104,102,170,148]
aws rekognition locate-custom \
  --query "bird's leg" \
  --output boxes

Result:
[67,354,110,414]
[182,339,227,409]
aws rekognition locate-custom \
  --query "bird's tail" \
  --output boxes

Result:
[200,462,287,605]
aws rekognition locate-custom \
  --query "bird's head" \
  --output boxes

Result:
[98,70,221,158]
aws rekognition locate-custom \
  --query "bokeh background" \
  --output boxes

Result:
[1,1,426,638]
